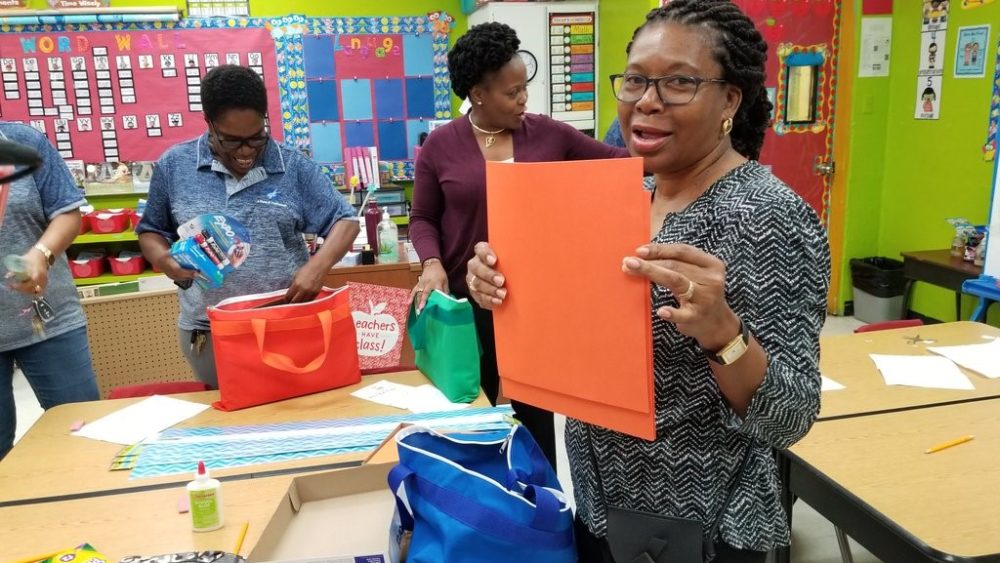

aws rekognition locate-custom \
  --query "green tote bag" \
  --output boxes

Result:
[408,290,482,403]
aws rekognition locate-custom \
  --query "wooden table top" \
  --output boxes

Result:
[0,471,305,563]
[819,321,1000,420]
[789,398,1000,559]
[0,370,487,506]
[900,249,983,277]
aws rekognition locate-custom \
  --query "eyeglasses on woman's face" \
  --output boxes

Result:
[210,123,269,151]
[610,73,727,106]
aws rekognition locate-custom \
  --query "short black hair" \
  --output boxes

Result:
[200,64,268,122]
[628,0,772,161]
[447,22,520,100]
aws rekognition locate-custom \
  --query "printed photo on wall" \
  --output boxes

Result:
[922,0,950,31]
[955,25,990,77]
[918,30,946,74]
[915,75,943,119]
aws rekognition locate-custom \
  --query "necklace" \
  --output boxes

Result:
[469,113,506,148]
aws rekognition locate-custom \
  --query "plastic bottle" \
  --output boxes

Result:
[187,460,224,532]
[377,209,399,263]
[364,199,381,250]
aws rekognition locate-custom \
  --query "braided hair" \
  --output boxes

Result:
[448,22,520,100]
[627,0,772,160]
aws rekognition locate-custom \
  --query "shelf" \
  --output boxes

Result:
[76,231,138,244]
[73,271,161,286]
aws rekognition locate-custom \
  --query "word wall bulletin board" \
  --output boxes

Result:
[0,25,281,162]
[0,13,453,182]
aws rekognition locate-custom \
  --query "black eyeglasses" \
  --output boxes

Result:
[210,123,269,151]
[610,73,727,105]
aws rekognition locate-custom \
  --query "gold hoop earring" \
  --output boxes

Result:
[721,117,734,137]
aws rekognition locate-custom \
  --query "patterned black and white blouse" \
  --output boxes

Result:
[566,160,830,552]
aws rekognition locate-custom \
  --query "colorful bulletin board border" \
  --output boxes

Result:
[0,12,452,182]
[984,36,1000,161]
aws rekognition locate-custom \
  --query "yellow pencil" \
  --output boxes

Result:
[925,434,974,454]
[11,551,60,563]
[233,521,249,555]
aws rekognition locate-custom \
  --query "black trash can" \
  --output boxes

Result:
[850,257,906,323]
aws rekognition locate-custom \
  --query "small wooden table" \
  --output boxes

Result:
[785,399,1000,563]
[818,321,1000,420]
[0,370,487,507]
[0,472,301,563]
[901,249,982,321]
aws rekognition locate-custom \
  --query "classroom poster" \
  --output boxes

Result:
[859,16,892,77]
[916,0,949,119]
[954,25,990,78]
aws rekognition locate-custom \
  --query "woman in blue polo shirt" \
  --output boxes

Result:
[137,65,359,388]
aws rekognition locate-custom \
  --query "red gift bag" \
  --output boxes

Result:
[207,286,361,411]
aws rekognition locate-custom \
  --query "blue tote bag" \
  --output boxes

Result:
[388,425,577,563]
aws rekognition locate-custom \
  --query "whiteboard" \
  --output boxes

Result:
[986,154,1000,278]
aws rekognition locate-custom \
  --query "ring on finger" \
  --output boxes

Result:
[467,275,478,291]
[677,279,695,301]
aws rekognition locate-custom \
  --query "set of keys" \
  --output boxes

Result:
[4,254,55,336]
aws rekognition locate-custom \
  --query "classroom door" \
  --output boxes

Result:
[739,0,842,223]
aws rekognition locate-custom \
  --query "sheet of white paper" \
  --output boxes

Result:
[821,375,845,391]
[927,338,1000,378]
[406,384,470,413]
[869,354,975,390]
[859,16,892,77]
[72,395,210,445]
[350,380,413,410]
[351,381,470,413]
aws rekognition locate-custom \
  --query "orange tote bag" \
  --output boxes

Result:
[207,286,361,411]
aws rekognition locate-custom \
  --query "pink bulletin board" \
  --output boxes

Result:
[0,27,282,163]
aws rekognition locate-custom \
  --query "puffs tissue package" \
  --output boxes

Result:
[170,214,251,289]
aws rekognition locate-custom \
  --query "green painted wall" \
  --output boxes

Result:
[596,0,655,139]
[864,1,998,323]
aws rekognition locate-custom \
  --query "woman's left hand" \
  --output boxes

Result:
[6,249,49,297]
[622,243,741,351]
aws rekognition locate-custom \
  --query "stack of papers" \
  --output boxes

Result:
[869,354,975,390]
[72,395,209,445]
[351,380,470,413]
[927,339,1000,379]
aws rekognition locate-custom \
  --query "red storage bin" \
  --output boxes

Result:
[69,256,105,278]
[78,213,91,235]
[88,210,130,234]
[108,254,147,276]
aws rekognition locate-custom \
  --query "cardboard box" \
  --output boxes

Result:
[249,462,402,563]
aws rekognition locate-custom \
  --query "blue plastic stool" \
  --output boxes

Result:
[962,275,1000,321]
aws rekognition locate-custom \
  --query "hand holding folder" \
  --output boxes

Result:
[486,158,655,439]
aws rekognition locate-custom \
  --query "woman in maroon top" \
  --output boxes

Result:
[410,22,628,468]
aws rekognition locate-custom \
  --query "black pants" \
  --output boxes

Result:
[470,299,558,470]
[575,518,768,563]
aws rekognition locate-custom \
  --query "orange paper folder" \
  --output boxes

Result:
[486,158,655,440]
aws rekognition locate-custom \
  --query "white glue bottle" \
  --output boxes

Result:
[187,460,224,532]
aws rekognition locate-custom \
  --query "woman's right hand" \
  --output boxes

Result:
[412,259,449,312]
[155,255,198,283]
[466,242,507,310]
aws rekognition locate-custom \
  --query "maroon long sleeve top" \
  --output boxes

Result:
[410,113,629,295]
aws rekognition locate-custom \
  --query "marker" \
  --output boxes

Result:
[924,434,974,454]
[193,233,222,267]
[201,230,231,268]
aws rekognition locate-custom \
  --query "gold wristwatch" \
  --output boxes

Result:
[33,243,55,268]
[703,320,750,365]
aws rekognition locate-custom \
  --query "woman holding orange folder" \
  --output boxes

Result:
[466,2,830,562]
[409,22,629,470]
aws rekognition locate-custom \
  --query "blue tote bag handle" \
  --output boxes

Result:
[388,463,573,549]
